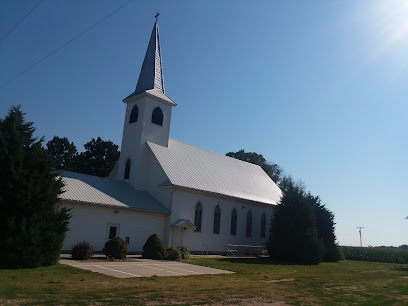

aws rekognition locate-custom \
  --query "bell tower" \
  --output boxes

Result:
[109,15,176,189]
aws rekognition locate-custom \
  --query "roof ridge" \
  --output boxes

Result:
[167,138,264,170]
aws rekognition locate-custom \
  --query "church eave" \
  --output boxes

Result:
[122,90,176,106]
[60,198,170,215]
[159,183,279,206]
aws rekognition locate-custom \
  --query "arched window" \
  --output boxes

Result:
[124,159,131,179]
[129,105,138,123]
[246,210,252,237]
[194,202,202,232]
[213,205,221,234]
[230,208,237,235]
[152,107,163,126]
[261,213,266,238]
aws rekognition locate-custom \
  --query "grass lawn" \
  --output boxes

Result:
[0,257,407,305]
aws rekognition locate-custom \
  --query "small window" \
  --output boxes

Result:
[152,107,163,126]
[246,210,252,237]
[124,159,131,179]
[194,202,202,232]
[261,213,266,238]
[109,226,117,239]
[129,105,138,123]
[213,205,221,234]
[230,208,237,235]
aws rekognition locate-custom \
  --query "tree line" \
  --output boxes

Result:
[46,136,119,177]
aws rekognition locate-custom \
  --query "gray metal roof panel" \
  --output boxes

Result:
[59,171,169,214]
[147,139,282,205]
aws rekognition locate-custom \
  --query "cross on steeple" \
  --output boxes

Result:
[155,12,160,23]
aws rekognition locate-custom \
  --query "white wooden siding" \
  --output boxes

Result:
[61,201,166,253]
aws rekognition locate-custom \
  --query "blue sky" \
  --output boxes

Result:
[1,0,407,247]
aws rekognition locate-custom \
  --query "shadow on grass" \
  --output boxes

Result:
[216,257,321,266]
[391,266,408,274]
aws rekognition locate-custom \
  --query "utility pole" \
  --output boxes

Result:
[357,227,364,247]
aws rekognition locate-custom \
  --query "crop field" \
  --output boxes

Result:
[0,257,407,305]
[342,246,408,264]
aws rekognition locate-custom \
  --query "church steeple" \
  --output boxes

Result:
[124,16,175,105]
[110,16,176,187]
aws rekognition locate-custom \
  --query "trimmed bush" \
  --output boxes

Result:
[102,237,128,259]
[166,247,182,261]
[142,234,166,260]
[72,241,94,260]
[177,246,190,259]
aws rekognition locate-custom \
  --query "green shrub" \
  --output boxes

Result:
[142,234,166,260]
[166,247,182,261]
[102,237,128,259]
[341,246,408,264]
[177,246,190,259]
[72,241,94,260]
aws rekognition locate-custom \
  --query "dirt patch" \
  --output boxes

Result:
[262,278,296,284]
[145,297,288,306]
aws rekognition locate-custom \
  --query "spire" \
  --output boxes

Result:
[135,20,164,94]
[124,16,175,105]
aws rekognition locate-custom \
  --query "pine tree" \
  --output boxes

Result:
[268,178,324,264]
[0,106,70,268]
[311,195,342,262]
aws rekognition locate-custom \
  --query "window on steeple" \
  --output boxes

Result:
[129,105,139,123]
[124,159,131,179]
[152,107,163,126]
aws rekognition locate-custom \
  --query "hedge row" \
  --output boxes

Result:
[341,246,408,264]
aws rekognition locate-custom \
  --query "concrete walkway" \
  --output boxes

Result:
[60,258,234,278]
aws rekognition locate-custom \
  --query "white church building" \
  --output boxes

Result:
[60,19,282,254]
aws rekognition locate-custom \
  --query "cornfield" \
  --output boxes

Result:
[341,246,408,264]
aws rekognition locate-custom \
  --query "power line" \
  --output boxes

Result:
[0,0,134,89]
[0,0,45,42]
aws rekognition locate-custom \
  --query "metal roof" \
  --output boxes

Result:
[123,21,175,105]
[59,171,169,214]
[147,139,282,205]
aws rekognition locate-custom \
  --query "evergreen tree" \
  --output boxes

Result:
[0,106,70,268]
[46,136,77,171]
[268,178,324,264]
[311,195,342,262]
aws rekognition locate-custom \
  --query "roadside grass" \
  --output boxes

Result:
[0,258,407,305]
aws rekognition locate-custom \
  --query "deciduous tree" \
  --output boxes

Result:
[73,137,119,177]
[226,149,283,183]
[46,136,77,170]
